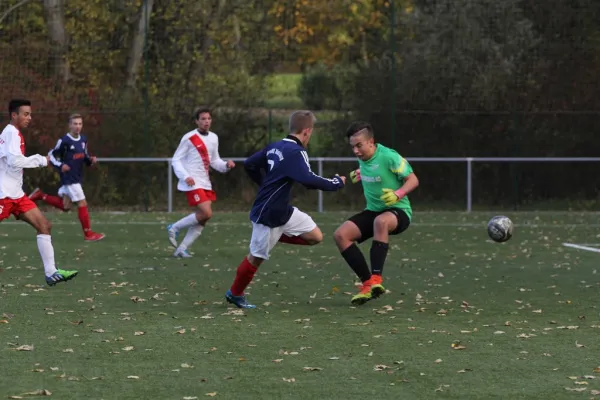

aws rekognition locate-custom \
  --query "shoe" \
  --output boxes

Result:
[225,289,256,309]
[173,248,192,258]
[84,232,105,242]
[351,280,373,305]
[370,274,386,299]
[167,224,179,248]
[46,269,78,286]
[29,188,44,202]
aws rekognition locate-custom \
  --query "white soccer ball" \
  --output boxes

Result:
[487,215,513,243]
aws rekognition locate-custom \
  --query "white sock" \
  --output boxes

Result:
[178,224,204,251]
[172,213,199,231]
[37,234,58,277]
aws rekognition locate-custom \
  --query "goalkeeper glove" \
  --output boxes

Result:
[349,169,361,183]
[380,188,407,207]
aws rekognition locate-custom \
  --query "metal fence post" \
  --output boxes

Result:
[167,159,173,212]
[317,158,324,212]
[467,157,473,212]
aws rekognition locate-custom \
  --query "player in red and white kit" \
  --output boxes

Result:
[167,107,235,257]
[0,99,78,286]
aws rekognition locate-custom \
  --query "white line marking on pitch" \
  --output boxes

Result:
[563,243,600,253]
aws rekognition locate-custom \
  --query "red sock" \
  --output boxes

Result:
[230,257,258,296]
[278,234,310,245]
[42,194,64,211]
[78,206,92,235]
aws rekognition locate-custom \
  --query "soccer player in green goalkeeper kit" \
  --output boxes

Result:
[333,122,419,305]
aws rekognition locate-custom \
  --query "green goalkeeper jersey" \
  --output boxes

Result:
[357,144,413,220]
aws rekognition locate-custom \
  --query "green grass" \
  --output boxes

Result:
[2,211,600,399]
[262,74,304,109]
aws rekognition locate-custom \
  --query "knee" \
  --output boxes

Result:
[78,199,87,207]
[39,218,52,234]
[333,228,347,246]
[373,217,389,234]
[247,254,264,267]
[197,208,212,222]
[306,230,323,245]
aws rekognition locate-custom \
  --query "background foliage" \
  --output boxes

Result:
[0,0,599,210]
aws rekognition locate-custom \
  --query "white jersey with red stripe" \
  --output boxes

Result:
[171,129,229,192]
[0,124,48,199]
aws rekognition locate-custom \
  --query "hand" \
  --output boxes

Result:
[61,164,71,173]
[335,174,346,185]
[45,156,52,167]
[226,160,235,169]
[185,177,195,186]
[349,169,361,183]
[90,156,98,165]
[380,188,406,207]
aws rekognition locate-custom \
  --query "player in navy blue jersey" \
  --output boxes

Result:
[225,110,346,309]
[29,114,105,241]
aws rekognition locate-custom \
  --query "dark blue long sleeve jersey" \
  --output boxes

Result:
[245,135,344,227]
[49,134,92,185]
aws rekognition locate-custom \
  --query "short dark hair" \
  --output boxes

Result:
[289,110,316,134]
[346,121,374,139]
[8,99,31,117]
[194,107,211,121]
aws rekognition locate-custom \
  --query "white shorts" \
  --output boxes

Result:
[58,184,86,202]
[249,207,317,260]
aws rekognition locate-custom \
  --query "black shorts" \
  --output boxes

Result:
[347,209,410,243]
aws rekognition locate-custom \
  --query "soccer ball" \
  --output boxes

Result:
[487,215,513,243]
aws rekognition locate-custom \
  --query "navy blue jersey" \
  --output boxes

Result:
[245,135,344,227]
[49,133,92,185]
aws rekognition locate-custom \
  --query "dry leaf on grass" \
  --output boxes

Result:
[13,345,34,351]
[302,367,322,371]
[205,393,217,397]
[134,331,145,336]
[282,378,296,383]
[127,376,140,379]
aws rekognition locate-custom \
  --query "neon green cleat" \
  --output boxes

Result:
[46,269,79,286]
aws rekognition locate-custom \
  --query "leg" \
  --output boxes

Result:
[174,201,212,257]
[370,212,398,276]
[333,216,373,283]
[279,226,323,246]
[62,195,72,211]
[371,210,410,276]
[74,195,104,241]
[168,189,213,252]
[30,187,66,211]
[17,206,76,284]
[226,222,280,309]
[333,211,377,305]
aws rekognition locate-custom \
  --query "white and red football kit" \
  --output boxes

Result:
[171,129,230,206]
[0,124,47,220]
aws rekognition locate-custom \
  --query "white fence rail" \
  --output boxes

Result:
[96,157,600,213]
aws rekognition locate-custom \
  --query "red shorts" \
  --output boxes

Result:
[186,189,216,206]
[0,196,37,222]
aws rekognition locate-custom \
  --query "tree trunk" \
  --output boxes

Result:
[126,0,154,89]
[42,0,70,83]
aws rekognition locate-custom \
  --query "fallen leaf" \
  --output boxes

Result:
[127,376,140,379]
[176,329,186,334]
[205,393,217,397]
[282,378,296,383]
[452,345,467,350]
[576,341,585,348]
[13,345,34,351]
[21,390,52,396]
[122,346,134,351]
[302,367,323,371]
[564,387,586,392]
[134,331,145,336]
[272,359,283,363]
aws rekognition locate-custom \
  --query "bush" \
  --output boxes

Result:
[298,62,358,111]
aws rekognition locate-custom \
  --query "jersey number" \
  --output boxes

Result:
[267,159,275,171]
[0,205,3,214]
[194,194,200,202]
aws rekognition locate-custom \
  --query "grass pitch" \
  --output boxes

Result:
[1,211,600,399]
